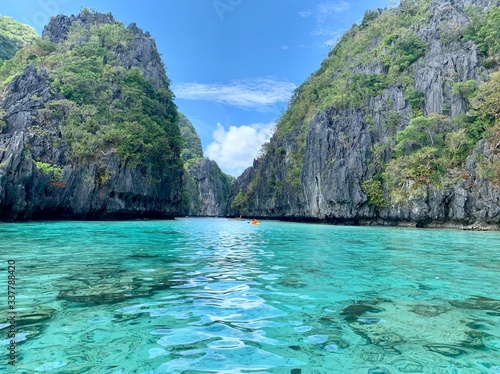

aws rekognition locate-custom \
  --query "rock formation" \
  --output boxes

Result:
[183,158,233,217]
[178,113,233,216]
[228,0,500,229]
[0,11,183,220]
[42,11,168,89]
[178,112,203,162]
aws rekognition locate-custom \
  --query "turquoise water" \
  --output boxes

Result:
[0,218,499,373]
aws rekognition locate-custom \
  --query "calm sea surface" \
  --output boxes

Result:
[0,218,499,373]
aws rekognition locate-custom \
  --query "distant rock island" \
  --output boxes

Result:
[178,112,234,217]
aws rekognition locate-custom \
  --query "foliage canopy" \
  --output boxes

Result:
[0,13,182,173]
[0,16,38,61]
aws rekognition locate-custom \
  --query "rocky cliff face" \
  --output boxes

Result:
[183,158,232,217]
[228,0,500,228]
[42,11,168,89]
[0,12,183,220]
[177,113,233,216]
[178,113,203,162]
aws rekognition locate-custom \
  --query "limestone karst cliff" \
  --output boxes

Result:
[0,10,183,220]
[3,2,499,226]
[228,0,500,229]
[183,158,234,217]
[178,113,234,216]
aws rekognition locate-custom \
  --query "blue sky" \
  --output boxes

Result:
[1,0,394,176]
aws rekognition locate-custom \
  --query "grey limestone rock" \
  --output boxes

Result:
[0,13,183,220]
[183,158,231,217]
[42,12,168,89]
[227,0,500,228]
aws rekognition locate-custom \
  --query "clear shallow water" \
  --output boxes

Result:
[0,218,499,373]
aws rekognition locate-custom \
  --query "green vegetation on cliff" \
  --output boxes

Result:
[473,71,500,184]
[264,0,434,198]
[178,114,234,216]
[230,0,500,214]
[0,16,38,61]
[0,10,182,173]
[276,0,431,137]
[383,75,500,202]
[463,6,500,68]
[178,112,203,162]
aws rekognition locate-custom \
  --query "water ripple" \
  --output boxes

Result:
[1,218,499,372]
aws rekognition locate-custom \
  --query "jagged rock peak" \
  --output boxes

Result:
[42,10,116,43]
[41,9,168,89]
[425,0,498,20]
[456,0,498,9]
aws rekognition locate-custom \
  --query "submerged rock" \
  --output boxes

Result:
[128,253,160,258]
[0,306,56,328]
[463,329,493,349]
[57,283,152,304]
[449,296,500,311]
[343,297,497,366]
[409,304,451,317]
[341,302,385,323]
[424,343,467,357]
[56,267,178,305]
[0,306,56,342]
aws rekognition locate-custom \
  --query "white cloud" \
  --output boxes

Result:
[173,79,296,110]
[299,10,313,17]
[300,1,352,48]
[317,1,351,19]
[281,44,289,50]
[205,122,275,177]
